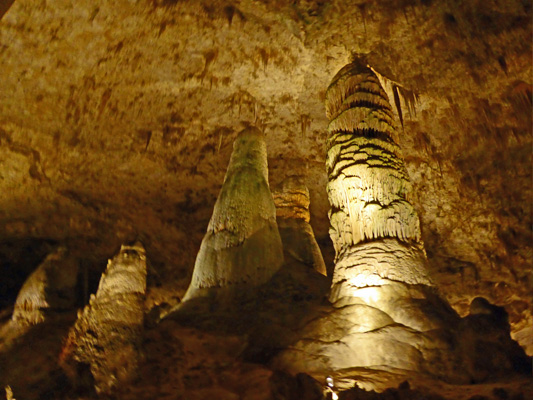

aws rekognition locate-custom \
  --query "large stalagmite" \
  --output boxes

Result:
[324,61,434,302]
[181,127,284,302]
[274,60,529,389]
[60,242,147,395]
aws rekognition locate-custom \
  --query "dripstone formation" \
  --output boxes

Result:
[11,247,78,326]
[274,61,529,389]
[181,127,284,303]
[60,242,147,395]
[273,176,327,276]
[0,247,78,357]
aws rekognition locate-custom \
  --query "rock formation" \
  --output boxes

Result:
[273,176,326,276]
[11,247,78,326]
[275,61,530,389]
[60,242,147,395]
[181,127,284,303]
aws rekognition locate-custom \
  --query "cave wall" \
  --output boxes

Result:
[0,0,531,352]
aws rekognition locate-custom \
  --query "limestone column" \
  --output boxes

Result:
[275,61,531,390]
[273,176,326,276]
[60,242,147,395]
[274,61,462,387]
[181,126,284,302]
[325,60,435,309]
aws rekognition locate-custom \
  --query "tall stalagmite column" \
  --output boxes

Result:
[325,60,433,303]
[181,127,283,303]
[275,61,531,389]
[60,242,147,395]
[274,61,462,387]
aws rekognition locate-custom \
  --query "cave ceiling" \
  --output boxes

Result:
[0,0,531,351]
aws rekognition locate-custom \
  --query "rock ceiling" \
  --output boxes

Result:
[0,0,531,354]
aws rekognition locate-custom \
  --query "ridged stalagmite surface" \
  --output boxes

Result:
[275,62,530,387]
[11,247,78,326]
[273,176,326,276]
[274,62,456,383]
[326,62,421,253]
[60,242,147,395]
[325,61,433,300]
[182,127,283,302]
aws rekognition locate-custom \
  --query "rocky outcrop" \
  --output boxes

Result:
[60,242,147,395]
[181,127,283,303]
[11,247,78,326]
[273,176,326,276]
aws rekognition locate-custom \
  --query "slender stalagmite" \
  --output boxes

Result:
[60,242,147,395]
[181,126,283,302]
[273,176,326,276]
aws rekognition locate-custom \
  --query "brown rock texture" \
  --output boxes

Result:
[0,0,530,353]
[0,0,531,398]
[60,242,147,395]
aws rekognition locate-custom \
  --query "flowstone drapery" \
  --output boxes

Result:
[60,242,147,395]
[181,127,283,303]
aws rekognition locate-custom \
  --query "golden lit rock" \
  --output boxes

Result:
[0,0,531,398]
[274,61,530,388]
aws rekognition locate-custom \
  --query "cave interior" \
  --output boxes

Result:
[0,0,532,399]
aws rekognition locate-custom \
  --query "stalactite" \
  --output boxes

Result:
[60,242,147,395]
[181,126,283,302]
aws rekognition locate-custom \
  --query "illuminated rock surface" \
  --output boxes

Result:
[181,127,283,303]
[60,242,147,395]
[0,0,531,398]
[273,176,327,276]
[274,61,530,388]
